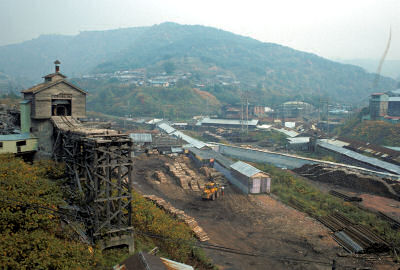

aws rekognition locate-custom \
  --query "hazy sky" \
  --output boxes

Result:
[0,0,399,60]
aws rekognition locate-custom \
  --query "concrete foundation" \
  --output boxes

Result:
[99,233,135,254]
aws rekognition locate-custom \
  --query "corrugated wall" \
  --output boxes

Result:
[218,144,317,169]
[214,161,249,194]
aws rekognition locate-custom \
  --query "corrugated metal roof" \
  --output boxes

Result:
[384,146,400,152]
[320,139,350,148]
[188,147,235,168]
[157,123,176,134]
[334,231,364,253]
[0,133,36,141]
[146,118,163,124]
[271,128,299,138]
[197,117,259,126]
[172,131,207,149]
[287,137,310,144]
[389,97,400,102]
[130,133,152,143]
[230,161,262,177]
[317,140,400,175]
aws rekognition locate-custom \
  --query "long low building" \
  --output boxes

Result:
[196,117,259,128]
[316,140,400,175]
[0,133,38,155]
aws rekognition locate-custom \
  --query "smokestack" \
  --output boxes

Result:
[54,60,61,73]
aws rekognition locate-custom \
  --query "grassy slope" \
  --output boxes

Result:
[0,155,214,269]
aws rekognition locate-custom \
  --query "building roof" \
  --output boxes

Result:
[271,128,299,138]
[388,97,400,102]
[21,79,87,94]
[157,123,176,134]
[0,133,36,141]
[188,147,234,168]
[388,89,400,96]
[130,133,152,143]
[317,140,400,175]
[197,117,259,126]
[172,130,207,149]
[287,137,310,144]
[116,252,167,270]
[337,137,400,158]
[43,72,67,79]
[282,101,311,106]
[230,161,264,177]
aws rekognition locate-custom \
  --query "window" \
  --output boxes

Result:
[16,141,26,146]
[0,142,3,148]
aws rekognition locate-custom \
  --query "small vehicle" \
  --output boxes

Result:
[202,182,222,200]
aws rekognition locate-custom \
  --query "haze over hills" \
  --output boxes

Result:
[0,22,397,113]
[337,59,400,81]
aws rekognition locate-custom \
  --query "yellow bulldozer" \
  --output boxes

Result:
[202,182,223,200]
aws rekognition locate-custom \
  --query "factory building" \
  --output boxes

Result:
[20,61,87,155]
[369,93,388,120]
[277,101,314,120]
[387,97,400,117]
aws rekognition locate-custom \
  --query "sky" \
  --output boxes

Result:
[0,0,399,61]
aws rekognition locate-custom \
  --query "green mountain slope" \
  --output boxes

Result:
[1,22,397,105]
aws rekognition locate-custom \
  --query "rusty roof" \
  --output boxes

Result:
[21,79,87,94]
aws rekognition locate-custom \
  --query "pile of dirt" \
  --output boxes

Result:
[294,164,400,200]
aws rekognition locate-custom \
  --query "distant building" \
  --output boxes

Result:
[278,101,314,119]
[387,97,400,117]
[369,93,389,120]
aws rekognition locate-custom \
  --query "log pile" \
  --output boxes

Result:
[143,194,210,241]
[164,158,206,191]
[154,171,168,183]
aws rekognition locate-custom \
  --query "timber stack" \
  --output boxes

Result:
[144,194,210,241]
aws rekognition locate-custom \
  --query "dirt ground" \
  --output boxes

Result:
[132,154,398,270]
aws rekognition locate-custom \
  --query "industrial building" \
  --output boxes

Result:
[369,93,389,120]
[277,101,314,119]
[20,61,87,155]
[230,161,271,194]
[196,117,259,128]
[316,140,400,175]
[387,97,400,117]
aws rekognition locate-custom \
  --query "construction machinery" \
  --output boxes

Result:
[202,182,222,200]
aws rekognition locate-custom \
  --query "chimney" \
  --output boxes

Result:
[54,60,61,73]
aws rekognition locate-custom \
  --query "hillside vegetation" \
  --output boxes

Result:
[1,22,397,106]
[337,116,400,146]
[0,155,213,269]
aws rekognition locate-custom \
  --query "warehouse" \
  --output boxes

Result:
[230,161,271,194]
[196,117,259,128]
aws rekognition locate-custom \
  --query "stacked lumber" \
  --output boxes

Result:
[147,149,159,155]
[143,195,210,241]
[165,162,193,190]
[154,171,168,183]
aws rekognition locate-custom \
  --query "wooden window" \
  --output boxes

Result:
[16,140,26,146]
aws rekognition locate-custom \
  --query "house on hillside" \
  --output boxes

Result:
[20,60,87,155]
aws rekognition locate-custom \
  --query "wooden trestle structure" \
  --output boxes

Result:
[51,116,134,249]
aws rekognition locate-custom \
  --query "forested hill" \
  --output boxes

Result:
[0,22,397,103]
